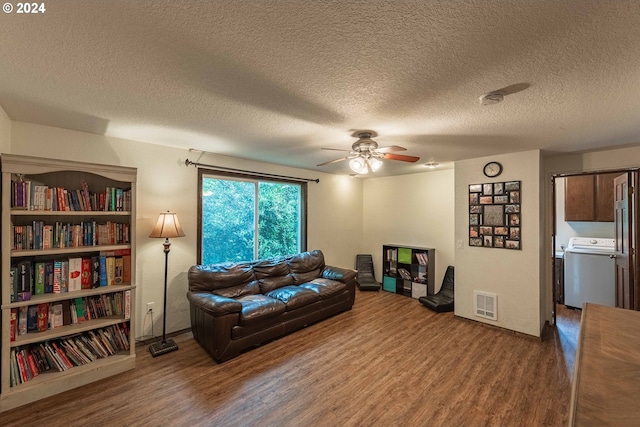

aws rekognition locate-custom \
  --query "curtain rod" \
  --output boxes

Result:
[184,159,320,183]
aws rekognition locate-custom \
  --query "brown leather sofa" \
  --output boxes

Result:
[187,250,356,362]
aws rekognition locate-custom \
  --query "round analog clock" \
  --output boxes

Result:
[483,161,503,178]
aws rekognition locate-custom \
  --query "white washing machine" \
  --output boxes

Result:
[563,237,616,309]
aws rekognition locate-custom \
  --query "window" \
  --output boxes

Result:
[198,169,306,264]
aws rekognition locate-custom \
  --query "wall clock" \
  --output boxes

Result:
[483,161,503,178]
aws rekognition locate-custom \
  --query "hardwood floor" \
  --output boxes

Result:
[1,292,581,427]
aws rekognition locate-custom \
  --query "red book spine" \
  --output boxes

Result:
[27,352,40,377]
[81,257,92,289]
[10,308,17,341]
[37,303,48,332]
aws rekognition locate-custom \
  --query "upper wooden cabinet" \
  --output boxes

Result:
[564,173,618,222]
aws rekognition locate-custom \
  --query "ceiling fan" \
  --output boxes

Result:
[317,131,420,174]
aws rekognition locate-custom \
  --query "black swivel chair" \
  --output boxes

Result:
[419,265,454,312]
[355,254,380,291]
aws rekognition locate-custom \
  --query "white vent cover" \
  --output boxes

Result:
[474,291,498,321]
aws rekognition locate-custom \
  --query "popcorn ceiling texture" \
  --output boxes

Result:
[1,0,639,176]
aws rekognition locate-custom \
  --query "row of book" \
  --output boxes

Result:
[9,291,131,341]
[9,323,130,387]
[11,177,131,212]
[415,252,429,265]
[12,220,130,251]
[10,251,131,302]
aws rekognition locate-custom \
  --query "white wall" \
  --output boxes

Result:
[455,150,544,337]
[554,176,614,252]
[0,104,10,153]
[362,169,455,292]
[9,121,364,340]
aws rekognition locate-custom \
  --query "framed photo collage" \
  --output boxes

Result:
[469,180,521,250]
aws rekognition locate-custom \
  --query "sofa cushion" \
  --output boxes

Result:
[288,250,325,284]
[265,285,321,311]
[258,275,295,293]
[213,280,260,299]
[299,278,347,299]
[237,295,286,326]
[188,263,256,293]
[253,258,290,279]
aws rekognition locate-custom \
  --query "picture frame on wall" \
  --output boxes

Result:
[468,180,522,250]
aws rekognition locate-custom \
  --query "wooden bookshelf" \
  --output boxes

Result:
[0,154,137,412]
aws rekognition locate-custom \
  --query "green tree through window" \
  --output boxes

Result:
[200,172,305,264]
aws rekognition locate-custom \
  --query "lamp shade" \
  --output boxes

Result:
[349,157,368,174]
[149,211,186,239]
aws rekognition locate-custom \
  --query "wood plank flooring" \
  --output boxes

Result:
[1,292,581,427]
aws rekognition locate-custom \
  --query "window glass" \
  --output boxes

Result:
[200,172,305,264]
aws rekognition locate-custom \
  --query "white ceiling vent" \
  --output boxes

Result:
[474,291,498,321]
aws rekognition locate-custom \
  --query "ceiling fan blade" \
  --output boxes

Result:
[317,156,350,166]
[375,145,407,153]
[321,147,351,152]
[382,153,421,163]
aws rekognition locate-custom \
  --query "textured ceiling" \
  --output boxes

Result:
[1,0,640,176]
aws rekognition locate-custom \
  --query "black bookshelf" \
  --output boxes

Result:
[382,244,435,298]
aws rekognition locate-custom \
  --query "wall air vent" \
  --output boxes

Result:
[474,291,498,321]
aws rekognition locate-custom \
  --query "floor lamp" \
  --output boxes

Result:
[148,211,185,357]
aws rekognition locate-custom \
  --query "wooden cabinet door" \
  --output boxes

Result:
[565,175,595,221]
[596,173,617,222]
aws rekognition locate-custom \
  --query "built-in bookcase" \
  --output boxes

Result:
[0,154,137,412]
[382,244,435,298]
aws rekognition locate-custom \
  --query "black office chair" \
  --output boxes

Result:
[355,254,380,291]
[419,266,454,312]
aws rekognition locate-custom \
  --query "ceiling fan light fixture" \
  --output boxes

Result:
[369,157,383,171]
[349,157,368,174]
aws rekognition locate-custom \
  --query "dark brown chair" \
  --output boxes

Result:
[419,266,454,312]
[355,254,380,291]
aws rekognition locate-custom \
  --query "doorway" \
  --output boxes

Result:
[551,169,640,325]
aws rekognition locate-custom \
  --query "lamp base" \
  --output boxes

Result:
[148,338,179,357]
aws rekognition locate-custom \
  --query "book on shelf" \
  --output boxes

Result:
[124,290,131,320]
[61,300,72,325]
[99,254,108,286]
[44,260,54,293]
[26,351,40,379]
[10,349,18,387]
[36,303,48,332]
[114,254,124,284]
[415,252,429,265]
[74,297,86,323]
[51,303,63,328]
[53,260,62,293]
[91,256,101,288]
[61,259,69,292]
[68,257,82,292]
[81,257,92,289]
[10,266,18,302]
[398,268,412,280]
[105,252,116,285]
[18,306,27,335]
[17,260,32,301]
[26,305,38,333]
[10,308,18,342]
[122,249,132,283]
[34,262,45,295]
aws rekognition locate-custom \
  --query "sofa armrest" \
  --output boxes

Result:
[187,291,242,316]
[322,265,357,283]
